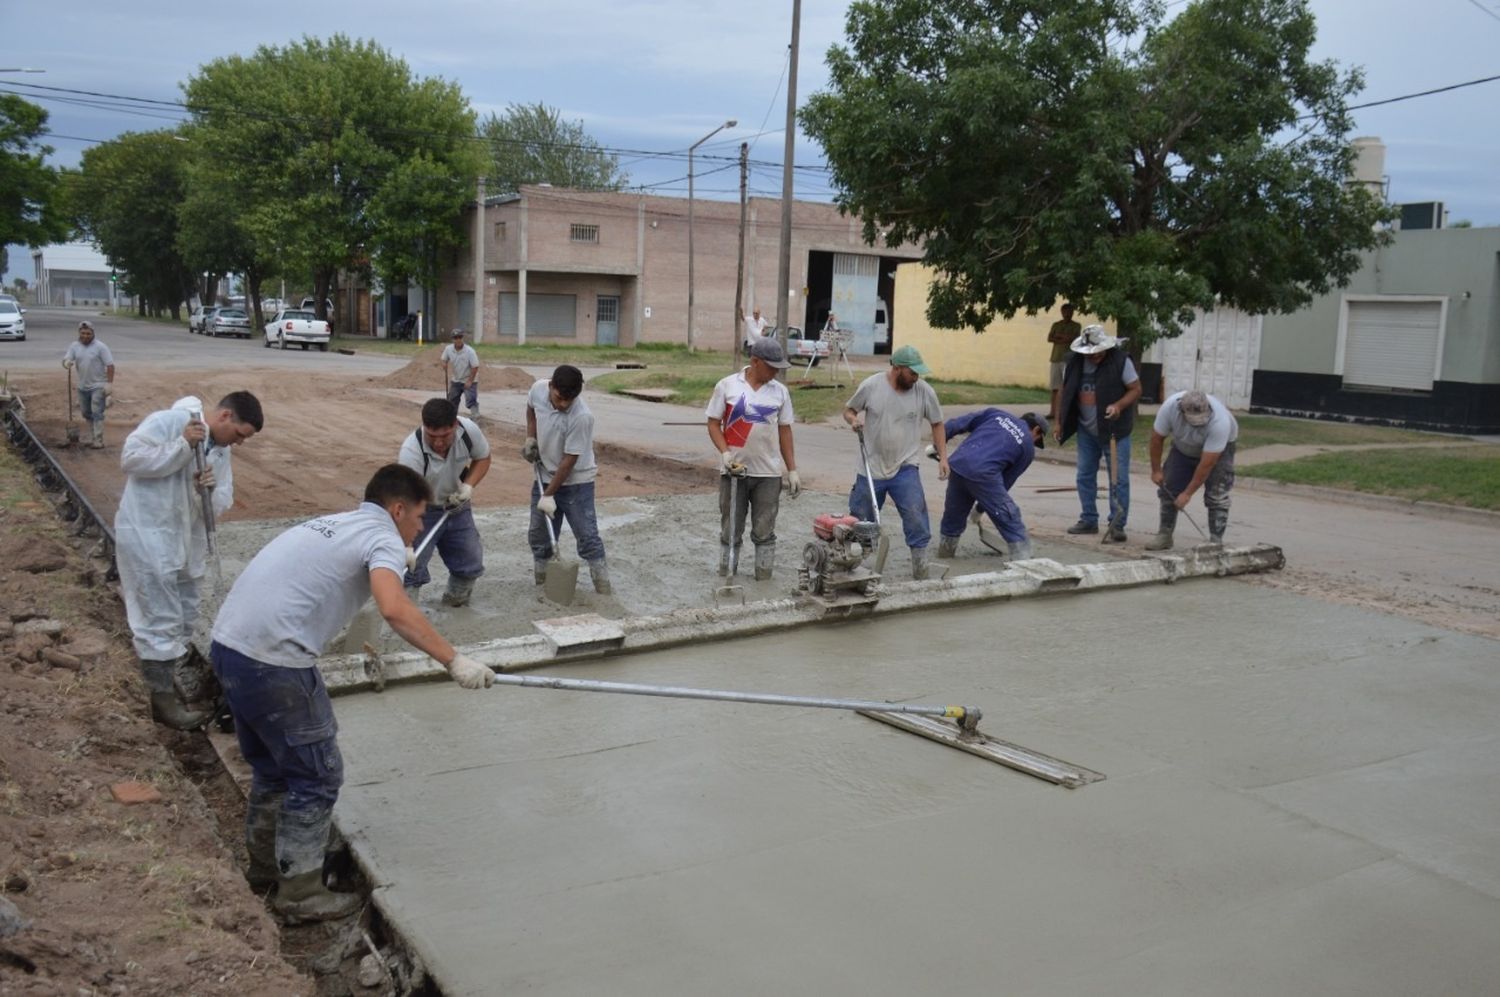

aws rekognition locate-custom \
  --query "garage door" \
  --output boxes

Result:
[1341,299,1443,391]
[499,293,577,338]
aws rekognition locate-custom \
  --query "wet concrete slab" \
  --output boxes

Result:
[330,581,1500,995]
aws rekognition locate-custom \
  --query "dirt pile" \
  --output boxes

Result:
[372,349,537,393]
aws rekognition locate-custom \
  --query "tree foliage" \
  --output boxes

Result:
[183,35,485,319]
[801,0,1391,345]
[482,102,627,194]
[74,131,194,318]
[0,95,70,248]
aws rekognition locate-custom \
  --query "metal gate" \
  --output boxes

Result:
[831,253,880,355]
[596,295,620,346]
[1151,307,1262,409]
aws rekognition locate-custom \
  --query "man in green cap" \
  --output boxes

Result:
[842,345,948,579]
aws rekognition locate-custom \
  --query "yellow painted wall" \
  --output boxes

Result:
[894,263,1113,386]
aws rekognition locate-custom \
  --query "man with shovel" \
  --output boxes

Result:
[116,392,262,729]
[706,337,800,581]
[209,463,493,924]
[934,409,1048,560]
[1145,389,1239,549]
[843,345,947,580]
[525,364,611,595]
[61,321,114,449]
[398,397,491,607]
[1055,324,1141,543]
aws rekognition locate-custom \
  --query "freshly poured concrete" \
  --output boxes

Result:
[332,582,1500,996]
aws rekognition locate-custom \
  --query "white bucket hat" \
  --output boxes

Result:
[1070,324,1121,356]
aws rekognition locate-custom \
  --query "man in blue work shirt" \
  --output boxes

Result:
[934,409,1048,560]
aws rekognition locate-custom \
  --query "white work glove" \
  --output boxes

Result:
[446,482,473,507]
[536,494,557,516]
[446,652,493,689]
[103,385,115,408]
[195,466,216,490]
[62,358,76,370]
[719,450,739,474]
[786,470,801,499]
[405,546,417,572]
[522,437,540,463]
[925,444,938,460]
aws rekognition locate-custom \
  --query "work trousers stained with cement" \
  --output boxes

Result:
[77,386,106,425]
[1158,442,1236,536]
[404,503,485,588]
[938,471,1028,544]
[719,474,781,549]
[529,480,605,563]
[849,464,931,549]
[447,381,478,412]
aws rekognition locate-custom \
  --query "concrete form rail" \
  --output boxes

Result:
[319,543,1286,693]
[2,396,117,575]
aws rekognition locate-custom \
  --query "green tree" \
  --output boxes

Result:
[183,35,485,322]
[74,131,195,319]
[482,102,627,194]
[0,95,70,249]
[801,0,1391,345]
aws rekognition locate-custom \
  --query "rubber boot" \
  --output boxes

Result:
[467,406,479,420]
[89,422,104,449]
[1007,538,1033,559]
[717,545,731,578]
[140,658,209,731]
[1207,508,1229,545]
[534,559,549,585]
[244,789,283,891]
[753,545,774,582]
[441,575,475,607]
[910,546,932,581]
[937,535,959,559]
[1144,502,1177,551]
[587,559,612,595]
[271,806,360,924]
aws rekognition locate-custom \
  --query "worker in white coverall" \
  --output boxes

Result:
[115,392,263,729]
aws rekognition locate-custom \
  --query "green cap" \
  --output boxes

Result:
[890,344,931,375]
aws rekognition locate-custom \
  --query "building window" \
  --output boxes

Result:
[494,221,506,242]
[570,223,600,244]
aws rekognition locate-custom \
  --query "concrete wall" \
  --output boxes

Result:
[893,263,1115,386]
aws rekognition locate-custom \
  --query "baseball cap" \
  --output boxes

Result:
[78,321,94,332]
[749,336,790,369]
[451,327,465,338]
[890,345,931,375]
[1179,390,1213,427]
[1021,411,1049,448]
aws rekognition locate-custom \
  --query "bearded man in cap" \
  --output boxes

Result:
[1146,389,1240,549]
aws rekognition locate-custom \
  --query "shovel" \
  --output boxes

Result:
[855,427,891,574]
[713,465,747,603]
[64,365,81,446]
[534,465,579,605]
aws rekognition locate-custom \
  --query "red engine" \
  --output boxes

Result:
[813,512,859,541]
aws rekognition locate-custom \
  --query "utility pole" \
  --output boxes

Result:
[733,142,749,371]
[472,176,486,343]
[688,119,736,352]
[774,0,802,375]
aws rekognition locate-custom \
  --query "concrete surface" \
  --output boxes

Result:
[331,582,1500,996]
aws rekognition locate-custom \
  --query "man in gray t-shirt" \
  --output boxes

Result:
[397,397,492,607]
[1146,389,1240,549]
[209,464,492,924]
[524,365,611,594]
[440,328,481,417]
[61,321,115,448]
[842,345,948,579]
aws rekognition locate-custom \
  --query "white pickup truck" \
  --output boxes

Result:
[263,308,331,351]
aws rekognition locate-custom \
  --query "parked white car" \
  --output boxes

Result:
[0,299,25,341]
[264,309,331,351]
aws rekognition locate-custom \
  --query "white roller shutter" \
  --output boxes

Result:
[499,293,577,338]
[1341,299,1443,391]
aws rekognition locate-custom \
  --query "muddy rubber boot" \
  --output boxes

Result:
[587,559,613,595]
[467,406,479,420]
[272,807,360,924]
[244,790,283,891]
[441,576,475,607]
[534,559,548,585]
[1006,538,1033,559]
[1145,502,1177,551]
[910,546,932,581]
[717,545,731,577]
[753,545,775,581]
[140,659,209,731]
[89,422,104,449]
[1207,508,1229,545]
[937,535,959,559]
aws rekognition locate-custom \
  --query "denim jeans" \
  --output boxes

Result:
[1076,430,1131,528]
[78,387,106,423]
[938,472,1027,543]
[849,464,931,549]
[404,503,485,587]
[447,381,478,411]
[719,474,782,548]
[209,641,343,813]
[529,480,605,562]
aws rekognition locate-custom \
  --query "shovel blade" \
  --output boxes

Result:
[65,423,80,443]
[873,534,891,576]
[544,558,580,605]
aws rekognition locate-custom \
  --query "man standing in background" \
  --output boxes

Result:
[62,321,115,448]
[1045,303,1079,423]
[440,328,481,418]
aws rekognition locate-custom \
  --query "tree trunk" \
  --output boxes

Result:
[313,270,333,326]
[246,268,265,334]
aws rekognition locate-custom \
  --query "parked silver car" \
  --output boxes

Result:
[0,299,25,341]
[208,306,252,339]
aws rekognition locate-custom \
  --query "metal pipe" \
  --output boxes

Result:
[488,670,981,730]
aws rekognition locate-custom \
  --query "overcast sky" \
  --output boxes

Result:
[5,0,1498,279]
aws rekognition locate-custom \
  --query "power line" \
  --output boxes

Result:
[1345,72,1500,112]
[1461,0,1500,25]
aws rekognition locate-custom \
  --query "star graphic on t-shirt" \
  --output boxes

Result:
[721,394,780,448]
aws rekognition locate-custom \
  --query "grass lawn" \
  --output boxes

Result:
[1231,413,1435,450]
[1240,445,1500,510]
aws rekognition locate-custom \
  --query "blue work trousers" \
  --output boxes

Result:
[529,480,605,562]
[849,464,931,549]
[1076,430,1131,529]
[447,381,478,411]
[938,472,1028,543]
[209,641,343,813]
[78,386,106,423]
[405,503,485,588]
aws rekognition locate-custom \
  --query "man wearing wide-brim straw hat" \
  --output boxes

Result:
[1054,324,1142,543]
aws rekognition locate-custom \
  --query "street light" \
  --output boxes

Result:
[688,118,736,351]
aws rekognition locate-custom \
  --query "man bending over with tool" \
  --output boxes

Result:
[116,392,262,730]
[843,345,947,579]
[525,364,611,594]
[1146,389,1239,549]
[210,464,493,924]
[934,409,1047,560]
[398,397,491,606]
[706,337,800,580]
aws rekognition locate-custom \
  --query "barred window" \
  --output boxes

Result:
[494,221,506,241]
[570,223,600,244]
